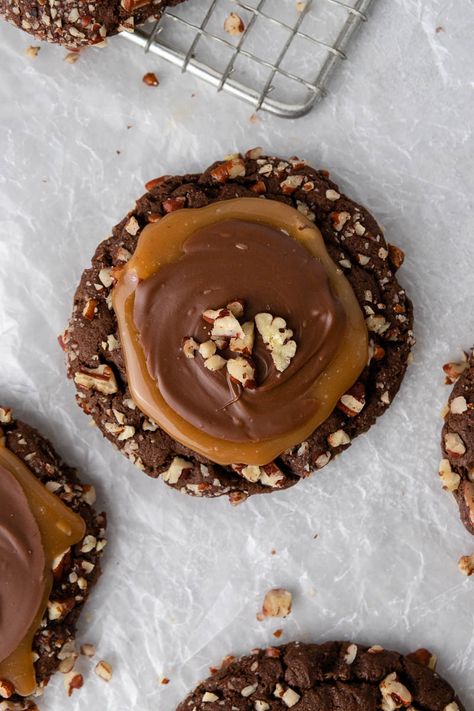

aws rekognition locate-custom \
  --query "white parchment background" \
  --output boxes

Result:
[1,0,474,708]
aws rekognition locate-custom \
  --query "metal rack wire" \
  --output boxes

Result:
[122,0,375,118]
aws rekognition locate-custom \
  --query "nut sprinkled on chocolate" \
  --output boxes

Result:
[255,313,297,373]
[185,304,297,388]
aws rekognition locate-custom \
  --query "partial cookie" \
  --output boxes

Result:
[0,407,106,705]
[439,349,474,538]
[63,151,414,502]
[0,0,186,49]
[176,641,464,711]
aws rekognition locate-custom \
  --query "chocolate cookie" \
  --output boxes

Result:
[439,348,474,537]
[0,407,106,705]
[0,0,186,49]
[63,151,414,502]
[176,641,464,711]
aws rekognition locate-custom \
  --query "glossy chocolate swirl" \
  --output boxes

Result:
[113,198,368,465]
[0,464,45,664]
[134,220,346,442]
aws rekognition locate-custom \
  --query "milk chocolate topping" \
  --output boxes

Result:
[113,198,368,465]
[134,220,346,441]
[0,464,45,665]
[0,445,85,695]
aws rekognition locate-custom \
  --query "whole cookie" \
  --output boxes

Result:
[439,348,474,538]
[0,407,106,705]
[0,0,186,49]
[63,151,414,503]
[176,641,464,711]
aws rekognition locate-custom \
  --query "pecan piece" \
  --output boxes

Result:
[210,157,246,183]
[337,382,366,417]
[262,588,292,618]
[74,365,118,395]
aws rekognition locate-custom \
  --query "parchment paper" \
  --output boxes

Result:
[1,0,474,708]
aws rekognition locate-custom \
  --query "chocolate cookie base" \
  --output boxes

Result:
[0,0,186,49]
[63,151,414,502]
[177,641,464,711]
[0,409,106,704]
[440,348,474,536]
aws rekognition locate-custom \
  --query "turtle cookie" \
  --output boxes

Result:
[62,150,414,503]
[0,407,106,704]
[0,0,187,49]
[439,349,474,571]
[176,640,464,711]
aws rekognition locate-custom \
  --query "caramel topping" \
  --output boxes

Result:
[0,445,85,696]
[113,198,368,466]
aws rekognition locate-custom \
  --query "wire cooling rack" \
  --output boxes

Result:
[122,0,375,118]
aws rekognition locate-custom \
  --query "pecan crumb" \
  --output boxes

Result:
[459,553,474,576]
[64,51,80,64]
[95,660,113,682]
[261,588,292,618]
[143,72,159,87]
[25,45,40,58]
[224,12,245,35]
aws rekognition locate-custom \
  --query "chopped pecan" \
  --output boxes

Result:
[74,365,118,395]
[162,457,192,485]
[262,588,292,618]
[210,157,246,183]
[337,382,365,417]
[162,196,186,213]
[227,357,256,388]
[388,243,405,269]
[223,12,245,35]
[229,321,255,355]
[443,357,468,384]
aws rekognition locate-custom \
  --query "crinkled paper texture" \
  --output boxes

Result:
[0,0,474,708]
